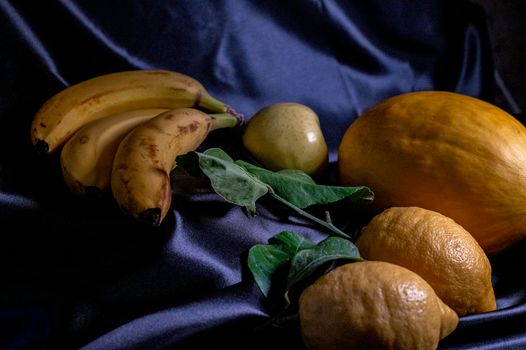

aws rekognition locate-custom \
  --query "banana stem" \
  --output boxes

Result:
[200,94,245,124]
[209,113,240,130]
[269,191,351,239]
[226,106,245,125]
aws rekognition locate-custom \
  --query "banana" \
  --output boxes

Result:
[60,108,168,198]
[31,69,242,155]
[111,108,239,226]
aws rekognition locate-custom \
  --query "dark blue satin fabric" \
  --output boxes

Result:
[1,0,522,349]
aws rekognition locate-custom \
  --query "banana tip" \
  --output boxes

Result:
[138,208,162,226]
[84,186,104,200]
[34,140,49,156]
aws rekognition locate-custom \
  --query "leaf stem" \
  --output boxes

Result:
[325,211,333,224]
[269,191,351,239]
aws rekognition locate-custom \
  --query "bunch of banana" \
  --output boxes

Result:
[31,69,243,225]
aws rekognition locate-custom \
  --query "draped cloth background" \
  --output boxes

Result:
[1,1,525,349]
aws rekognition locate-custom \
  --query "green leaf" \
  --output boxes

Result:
[247,231,316,298]
[247,244,291,298]
[248,231,362,305]
[178,147,370,238]
[285,237,362,296]
[200,147,235,162]
[237,160,374,209]
[269,231,316,256]
[177,148,269,215]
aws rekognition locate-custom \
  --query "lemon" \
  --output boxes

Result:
[299,261,458,350]
[356,206,496,316]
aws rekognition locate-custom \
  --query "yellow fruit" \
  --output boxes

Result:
[356,206,496,316]
[338,91,526,255]
[299,261,458,350]
[242,102,328,176]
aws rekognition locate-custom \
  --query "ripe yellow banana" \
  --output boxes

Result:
[111,108,239,226]
[31,69,241,155]
[60,108,168,198]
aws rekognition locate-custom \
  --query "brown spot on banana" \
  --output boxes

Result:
[177,121,201,135]
[138,137,160,159]
[193,92,202,108]
[78,88,120,106]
